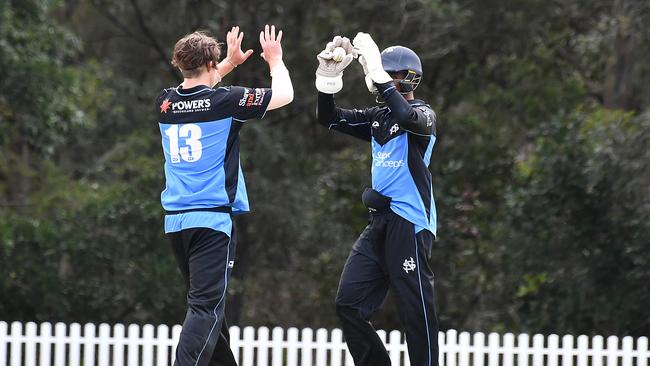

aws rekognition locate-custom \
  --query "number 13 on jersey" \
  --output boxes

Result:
[164,124,203,163]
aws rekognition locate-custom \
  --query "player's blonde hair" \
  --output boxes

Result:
[171,31,222,78]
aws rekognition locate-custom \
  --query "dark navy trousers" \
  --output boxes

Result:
[336,210,439,366]
[168,227,238,366]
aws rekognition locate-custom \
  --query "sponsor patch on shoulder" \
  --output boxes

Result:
[238,88,266,107]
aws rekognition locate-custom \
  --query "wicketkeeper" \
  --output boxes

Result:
[316,33,439,366]
[156,25,293,366]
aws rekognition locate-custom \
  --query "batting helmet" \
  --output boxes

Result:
[381,46,422,93]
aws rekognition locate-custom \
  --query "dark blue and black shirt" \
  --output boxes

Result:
[317,83,437,236]
[156,84,272,235]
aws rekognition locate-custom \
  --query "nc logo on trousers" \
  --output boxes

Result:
[403,257,416,273]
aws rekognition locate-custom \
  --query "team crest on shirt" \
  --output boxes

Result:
[389,124,400,134]
[403,257,416,273]
[239,88,266,107]
[160,99,172,113]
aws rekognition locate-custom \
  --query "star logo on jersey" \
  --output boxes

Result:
[160,99,172,113]
[389,124,400,135]
[403,257,416,273]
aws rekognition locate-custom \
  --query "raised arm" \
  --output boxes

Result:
[216,26,254,78]
[259,25,293,110]
[353,32,435,136]
[315,36,371,141]
[375,82,436,135]
[317,92,373,141]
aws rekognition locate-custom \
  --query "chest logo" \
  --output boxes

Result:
[372,121,379,128]
[389,124,400,135]
[403,257,416,273]
[160,99,172,113]
[373,151,405,169]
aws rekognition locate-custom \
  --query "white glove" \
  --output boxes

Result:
[353,32,392,90]
[315,36,358,94]
[358,55,378,94]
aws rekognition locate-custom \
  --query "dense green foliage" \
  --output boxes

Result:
[1,0,648,336]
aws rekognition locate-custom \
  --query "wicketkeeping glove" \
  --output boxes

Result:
[352,32,392,93]
[358,54,378,94]
[315,36,358,94]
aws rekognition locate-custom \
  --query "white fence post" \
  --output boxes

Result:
[439,330,446,366]
[286,327,299,366]
[606,335,619,366]
[69,323,82,366]
[229,326,241,362]
[503,333,515,366]
[24,322,37,366]
[83,323,95,366]
[114,323,126,366]
[459,331,471,366]
[242,326,255,366]
[54,322,67,366]
[0,322,7,364]
[127,323,140,366]
[561,334,574,366]
[532,334,545,366]
[41,322,54,366]
[155,324,169,366]
[638,337,649,366]
[300,327,314,366]
[257,326,270,366]
[577,335,589,366]
[142,324,155,366]
[473,332,486,366]
[98,323,111,366]
[487,332,500,366]
[447,329,458,366]
[330,328,344,366]
[271,326,284,366]
[548,334,560,366]
[517,333,530,366]
[622,336,633,366]
[387,330,402,365]
[10,321,22,366]
[592,335,604,366]
[315,328,329,366]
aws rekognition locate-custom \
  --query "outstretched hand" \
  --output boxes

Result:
[226,26,253,67]
[259,24,284,68]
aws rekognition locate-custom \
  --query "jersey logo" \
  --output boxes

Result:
[373,151,405,168]
[170,99,211,113]
[389,124,400,134]
[423,109,434,127]
[372,121,380,128]
[403,257,416,273]
[239,88,266,107]
[160,99,172,113]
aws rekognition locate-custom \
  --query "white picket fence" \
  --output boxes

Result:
[1,321,648,366]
